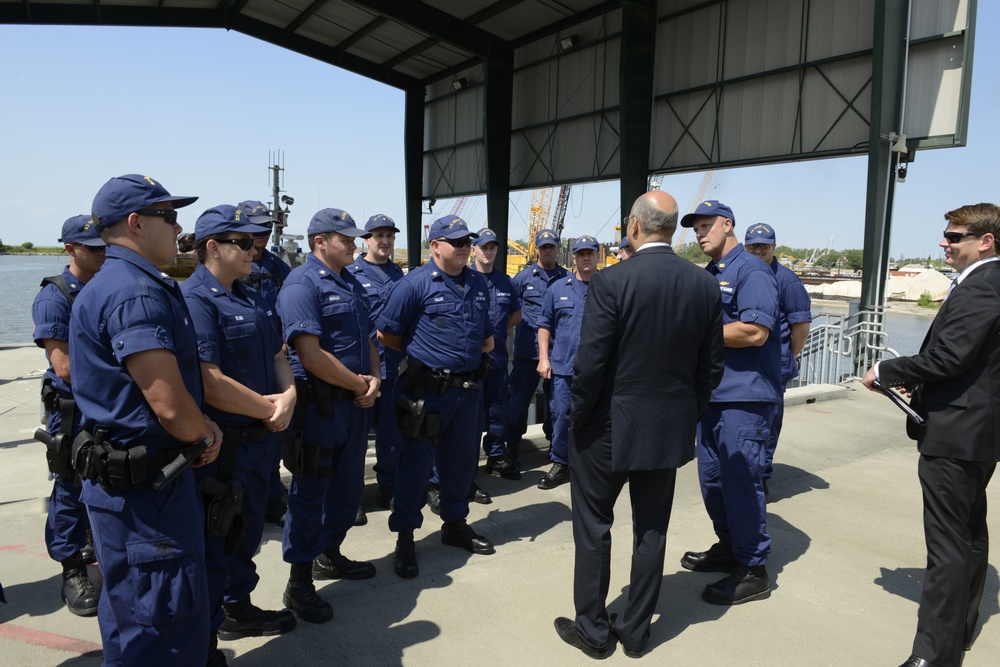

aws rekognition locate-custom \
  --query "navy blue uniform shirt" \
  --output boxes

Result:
[706,244,781,403]
[245,248,291,312]
[511,263,568,359]
[770,260,812,383]
[32,266,82,399]
[69,245,204,451]
[536,275,588,377]
[182,263,283,426]
[378,258,494,373]
[480,268,520,369]
[349,254,405,380]
[278,253,373,380]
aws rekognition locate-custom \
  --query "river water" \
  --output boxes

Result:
[1,255,937,355]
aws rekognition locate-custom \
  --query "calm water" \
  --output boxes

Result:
[1,255,936,355]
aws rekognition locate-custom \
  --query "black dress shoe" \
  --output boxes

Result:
[609,613,644,658]
[61,555,99,617]
[218,597,296,640]
[485,455,521,480]
[702,565,770,605]
[681,541,739,572]
[469,481,492,504]
[538,462,570,489]
[375,484,393,509]
[441,519,495,554]
[394,531,419,579]
[427,484,441,515]
[354,505,368,526]
[312,548,376,580]
[506,441,522,471]
[282,580,334,624]
[553,617,609,660]
[80,531,96,565]
[898,657,933,667]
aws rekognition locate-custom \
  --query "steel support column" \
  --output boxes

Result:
[483,59,514,274]
[404,84,426,269]
[856,0,909,373]
[618,0,657,219]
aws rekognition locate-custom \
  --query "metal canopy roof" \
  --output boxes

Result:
[0,0,976,205]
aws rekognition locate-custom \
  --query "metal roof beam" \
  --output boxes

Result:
[284,0,329,34]
[0,3,223,27]
[333,15,388,52]
[346,0,512,61]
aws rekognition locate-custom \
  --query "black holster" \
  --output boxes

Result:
[282,433,325,478]
[393,395,441,444]
[36,385,76,477]
[200,476,248,552]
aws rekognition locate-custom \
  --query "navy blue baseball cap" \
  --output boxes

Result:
[473,228,499,247]
[307,208,371,238]
[618,235,631,250]
[573,235,599,253]
[429,216,478,240]
[535,229,559,247]
[91,174,198,229]
[236,200,277,225]
[680,200,736,228]
[59,215,105,246]
[744,223,776,245]
[365,214,400,233]
[194,205,270,242]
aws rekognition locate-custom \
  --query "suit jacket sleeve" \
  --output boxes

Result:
[571,270,616,422]
[879,275,1000,388]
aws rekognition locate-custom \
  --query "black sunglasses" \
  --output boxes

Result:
[942,230,981,244]
[75,243,106,253]
[438,237,472,248]
[137,209,179,225]
[214,238,256,251]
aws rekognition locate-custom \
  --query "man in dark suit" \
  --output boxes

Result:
[863,203,1000,667]
[553,190,725,659]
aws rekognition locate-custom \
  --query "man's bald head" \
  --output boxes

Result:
[629,190,679,243]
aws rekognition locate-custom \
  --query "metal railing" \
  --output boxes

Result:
[793,307,900,387]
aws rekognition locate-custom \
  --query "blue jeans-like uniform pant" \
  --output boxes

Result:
[84,472,209,667]
[372,377,404,488]
[479,366,509,457]
[282,401,369,563]
[697,402,776,567]
[198,435,278,631]
[390,385,482,532]
[46,475,89,561]
[549,375,573,465]
[506,357,552,445]
[763,382,787,481]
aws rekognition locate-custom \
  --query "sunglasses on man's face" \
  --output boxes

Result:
[137,209,179,225]
[75,244,106,253]
[438,237,472,248]
[942,230,981,244]
[214,238,256,251]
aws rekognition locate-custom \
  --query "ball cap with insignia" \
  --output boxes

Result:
[91,174,198,229]
[429,215,478,240]
[572,235,599,253]
[680,199,736,229]
[365,214,401,233]
[744,223,776,246]
[236,200,278,226]
[194,205,271,242]
[307,208,372,238]
[617,235,631,250]
[535,228,559,247]
[473,228,499,247]
[59,215,106,246]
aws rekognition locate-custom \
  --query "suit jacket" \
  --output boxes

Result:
[571,245,725,471]
[879,261,1000,461]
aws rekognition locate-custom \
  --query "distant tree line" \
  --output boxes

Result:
[672,242,947,271]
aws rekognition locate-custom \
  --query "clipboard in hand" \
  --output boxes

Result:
[872,379,926,425]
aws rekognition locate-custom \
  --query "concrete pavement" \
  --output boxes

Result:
[0,343,996,666]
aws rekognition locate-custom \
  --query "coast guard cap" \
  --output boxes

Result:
[744,223,776,245]
[429,216,478,240]
[365,214,401,233]
[473,228,499,247]
[307,209,371,238]
[680,200,736,228]
[618,235,631,250]
[236,200,278,226]
[59,215,105,246]
[91,174,198,229]
[573,235,599,253]
[194,205,271,242]
[535,229,559,247]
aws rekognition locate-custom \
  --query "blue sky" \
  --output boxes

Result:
[1,4,996,260]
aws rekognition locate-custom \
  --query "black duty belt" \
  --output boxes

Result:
[73,431,190,492]
[297,379,355,403]
[221,424,270,446]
